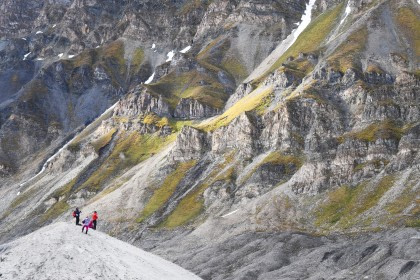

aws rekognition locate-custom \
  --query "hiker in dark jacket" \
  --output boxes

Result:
[73,208,82,225]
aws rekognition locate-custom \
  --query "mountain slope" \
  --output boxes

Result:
[0,222,201,280]
[0,0,419,279]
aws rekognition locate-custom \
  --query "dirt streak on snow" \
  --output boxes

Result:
[0,222,202,280]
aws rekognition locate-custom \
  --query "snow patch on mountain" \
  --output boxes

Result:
[166,50,175,62]
[23,52,31,60]
[145,72,155,84]
[180,46,191,53]
[339,2,352,26]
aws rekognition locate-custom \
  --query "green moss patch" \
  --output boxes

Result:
[394,7,420,58]
[241,151,304,184]
[67,40,126,87]
[91,128,117,153]
[386,180,417,215]
[261,152,304,171]
[343,120,403,143]
[136,160,197,223]
[221,55,248,83]
[40,200,70,223]
[327,26,368,72]
[146,70,227,110]
[200,85,273,131]
[9,187,39,209]
[160,153,236,228]
[260,3,344,80]
[131,48,145,74]
[316,175,396,229]
[78,132,175,193]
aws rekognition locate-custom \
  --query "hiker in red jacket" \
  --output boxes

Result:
[92,211,98,230]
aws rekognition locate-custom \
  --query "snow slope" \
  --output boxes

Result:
[0,222,202,280]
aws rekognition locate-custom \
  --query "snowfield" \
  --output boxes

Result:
[0,222,202,280]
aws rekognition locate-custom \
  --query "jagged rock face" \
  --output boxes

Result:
[0,0,308,177]
[174,98,220,119]
[170,126,209,161]
[114,89,171,117]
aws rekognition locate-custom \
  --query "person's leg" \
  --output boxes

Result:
[93,220,97,230]
[85,227,88,234]
[76,216,79,225]
[82,225,85,232]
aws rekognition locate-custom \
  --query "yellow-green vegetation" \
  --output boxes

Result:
[72,107,116,145]
[91,128,117,152]
[288,81,328,105]
[404,202,420,227]
[78,132,175,193]
[178,0,209,15]
[156,117,169,128]
[131,48,144,73]
[141,114,171,128]
[142,113,161,125]
[197,36,225,61]
[71,49,98,68]
[366,64,384,74]
[316,175,396,229]
[254,91,274,115]
[386,180,417,215]
[198,35,248,83]
[343,120,403,143]
[201,85,273,131]
[21,80,48,101]
[169,119,194,132]
[9,187,39,209]
[394,7,420,58]
[51,178,78,201]
[221,56,248,83]
[261,152,304,173]
[261,3,344,79]
[146,70,227,109]
[354,159,389,172]
[102,40,125,65]
[40,200,70,223]
[214,166,235,183]
[327,26,368,72]
[283,59,315,76]
[241,151,304,184]
[136,160,197,223]
[160,152,236,228]
[67,40,126,86]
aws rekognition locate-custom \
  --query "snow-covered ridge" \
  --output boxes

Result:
[0,222,202,280]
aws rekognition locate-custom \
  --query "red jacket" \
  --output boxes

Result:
[92,213,98,221]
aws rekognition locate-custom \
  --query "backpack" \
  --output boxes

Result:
[72,211,76,217]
